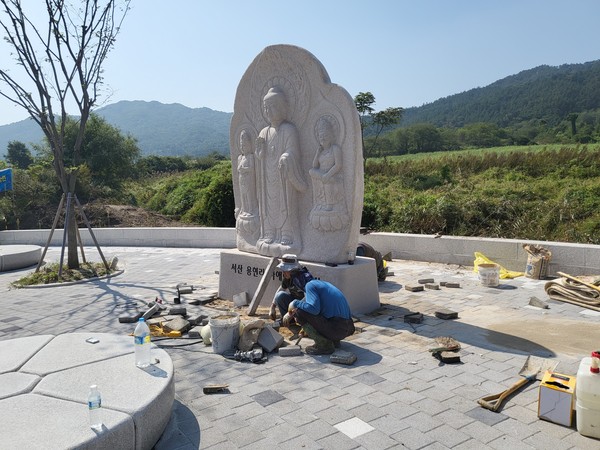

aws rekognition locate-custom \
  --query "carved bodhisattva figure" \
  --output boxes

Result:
[309,115,348,231]
[255,87,307,253]
[235,129,259,235]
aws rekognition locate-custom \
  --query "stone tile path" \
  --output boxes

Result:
[1,246,599,449]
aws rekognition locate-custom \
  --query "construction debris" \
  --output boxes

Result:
[330,350,357,365]
[142,303,160,320]
[233,292,249,307]
[188,326,203,338]
[405,285,424,292]
[429,337,461,364]
[437,351,461,363]
[528,296,549,309]
[257,326,284,352]
[162,316,190,334]
[428,336,461,353]
[279,345,302,357]
[118,312,142,323]
[404,312,423,323]
[203,384,229,394]
[435,309,458,320]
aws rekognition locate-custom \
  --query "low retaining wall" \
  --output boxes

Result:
[0,227,236,249]
[1,228,599,276]
[360,232,600,277]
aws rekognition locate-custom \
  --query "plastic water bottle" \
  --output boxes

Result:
[88,385,102,430]
[134,317,151,368]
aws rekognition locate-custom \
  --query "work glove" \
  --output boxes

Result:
[282,311,296,327]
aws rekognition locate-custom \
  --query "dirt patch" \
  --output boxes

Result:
[486,319,600,357]
[82,203,194,228]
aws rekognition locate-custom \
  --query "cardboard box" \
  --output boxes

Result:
[538,371,576,427]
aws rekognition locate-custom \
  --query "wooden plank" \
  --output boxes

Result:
[247,256,278,316]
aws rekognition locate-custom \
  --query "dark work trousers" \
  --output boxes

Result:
[295,309,355,341]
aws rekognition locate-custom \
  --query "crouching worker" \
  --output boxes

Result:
[283,279,355,355]
[269,254,313,321]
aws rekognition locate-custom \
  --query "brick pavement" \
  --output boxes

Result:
[1,246,599,449]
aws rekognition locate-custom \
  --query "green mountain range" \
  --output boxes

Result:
[401,60,600,128]
[2,59,600,156]
[0,100,232,157]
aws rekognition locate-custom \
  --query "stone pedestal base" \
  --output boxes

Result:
[218,249,380,314]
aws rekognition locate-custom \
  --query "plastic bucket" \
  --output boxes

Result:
[478,263,500,287]
[209,313,240,354]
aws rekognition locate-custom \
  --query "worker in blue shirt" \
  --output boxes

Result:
[283,278,355,355]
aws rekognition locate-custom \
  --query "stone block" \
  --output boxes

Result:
[435,309,458,320]
[529,296,549,309]
[330,350,357,365]
[168,307,186,316]
[425,283,440,290]
[233,292,249,307]
[188,326,203,339]
[257,326,284,352]
[187,315,207,326]
[163,316,190,333]
[405,285,424,292]
[418,278,435,284]
[278,345,302,357]
[404,312,423,323]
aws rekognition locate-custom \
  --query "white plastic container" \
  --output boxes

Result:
[88,385,102,430]
[478,263,500,287]
[209,313,240,354]
[134,318,151,368]
[576,352,600,439]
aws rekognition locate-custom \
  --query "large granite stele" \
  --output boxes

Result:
[220,44,378,314]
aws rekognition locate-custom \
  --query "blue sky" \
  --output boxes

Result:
[0,0,599,126]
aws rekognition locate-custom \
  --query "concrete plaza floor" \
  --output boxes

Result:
[1,246,599,449]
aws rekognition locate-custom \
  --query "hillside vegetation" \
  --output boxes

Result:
[361,144,600,244]
[2,143,600,245]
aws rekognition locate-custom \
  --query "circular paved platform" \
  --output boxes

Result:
[0,245,41,271]
[0,333,174,450]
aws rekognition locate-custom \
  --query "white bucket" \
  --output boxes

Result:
[209,313,240,354]
[576,355,600,439]
[478,263,500,287]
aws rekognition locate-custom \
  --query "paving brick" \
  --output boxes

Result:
[488,434,536,450]
[460,420,504,444]
[464,406,509,427]
[390,426,436,449]
[298,418,338,440]
[251,390,285,407]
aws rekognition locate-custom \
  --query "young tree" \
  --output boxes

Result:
[354,92,403,166]
[0,1,130,269]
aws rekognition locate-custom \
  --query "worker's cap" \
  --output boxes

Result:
[277,254,301,272]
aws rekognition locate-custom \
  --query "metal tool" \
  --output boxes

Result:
[478,355,559,412]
